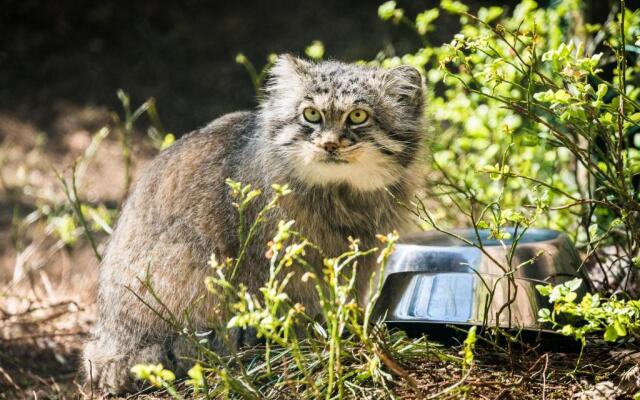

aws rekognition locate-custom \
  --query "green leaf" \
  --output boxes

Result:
[160,133,175,150]
[478,6,503,23]
[596,83,607,100]
[378,1,397,20]
[476,220,489,229]
[554,89,571,103]
[440,0,469,14]
[186,364,204,387]
[538,308,551,321]
[416,9,439,35]
[565,292,577,302]
[566,278,583,292]
[305,40,325,60]
[50,214,78,245]
[533,89,554,102]
[604,325,618,342]
[610,218,623,228]
[461,326,477,369]
[235,53,247,64]
[613,320,627,337]
[536,285,552,296]
[503,209,525,223]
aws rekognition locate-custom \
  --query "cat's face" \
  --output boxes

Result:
[261,56,424,191]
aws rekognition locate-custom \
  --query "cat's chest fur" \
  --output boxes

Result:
[272,184,409,255]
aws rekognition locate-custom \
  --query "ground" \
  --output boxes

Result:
[0,109,127,399]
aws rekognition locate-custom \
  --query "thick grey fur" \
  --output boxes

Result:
[83,55,426,394]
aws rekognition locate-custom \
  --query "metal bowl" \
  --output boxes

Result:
[373,228,592,332]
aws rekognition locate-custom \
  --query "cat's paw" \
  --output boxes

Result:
[84,341,166,395]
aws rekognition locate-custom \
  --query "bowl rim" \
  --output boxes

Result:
[383,270,582,286]
[399,227,565,248]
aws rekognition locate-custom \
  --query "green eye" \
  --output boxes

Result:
[348,109,368,124]
[303,107,322,123]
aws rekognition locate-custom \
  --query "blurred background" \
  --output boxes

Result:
[2,0,614,138]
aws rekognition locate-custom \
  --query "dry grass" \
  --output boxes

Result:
[0,108,146,399]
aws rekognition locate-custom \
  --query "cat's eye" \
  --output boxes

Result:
[303,107,322,123]
[348,109,368,125]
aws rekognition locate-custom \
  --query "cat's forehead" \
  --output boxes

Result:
[302,63,383,106]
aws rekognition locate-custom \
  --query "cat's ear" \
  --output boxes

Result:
[264,54,312,94]
[272,54,311,76]
[383,65,424,107]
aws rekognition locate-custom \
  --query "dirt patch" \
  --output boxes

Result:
[0,106,151,399]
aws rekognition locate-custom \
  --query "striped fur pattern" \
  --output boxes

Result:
[83,55,426,394]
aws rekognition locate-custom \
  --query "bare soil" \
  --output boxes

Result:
[0,107,141,399]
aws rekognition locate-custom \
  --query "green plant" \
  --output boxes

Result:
[131,363,181,398]
[235,53,278,99]
[52,127,116,260]
[375,0,640,296]
[460,326,477,371]
[236,40,326,98]
[305,40,325,60]
[537,278,640,344]
[132,179,458,399]
[113,90,172,197]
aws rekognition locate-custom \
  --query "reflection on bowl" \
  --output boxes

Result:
[373,228,592,332]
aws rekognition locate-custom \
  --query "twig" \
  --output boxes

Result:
[426,366,473,399]
[54,164,102,262]
[542,353,549,400]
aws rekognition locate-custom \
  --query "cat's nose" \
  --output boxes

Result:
[322,141,339,153]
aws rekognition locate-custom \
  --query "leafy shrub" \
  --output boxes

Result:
[371,3,640,385]
[374,0,640,294]
[537,278,640,344]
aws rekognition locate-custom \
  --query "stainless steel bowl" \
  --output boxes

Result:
[373,228,592,332]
